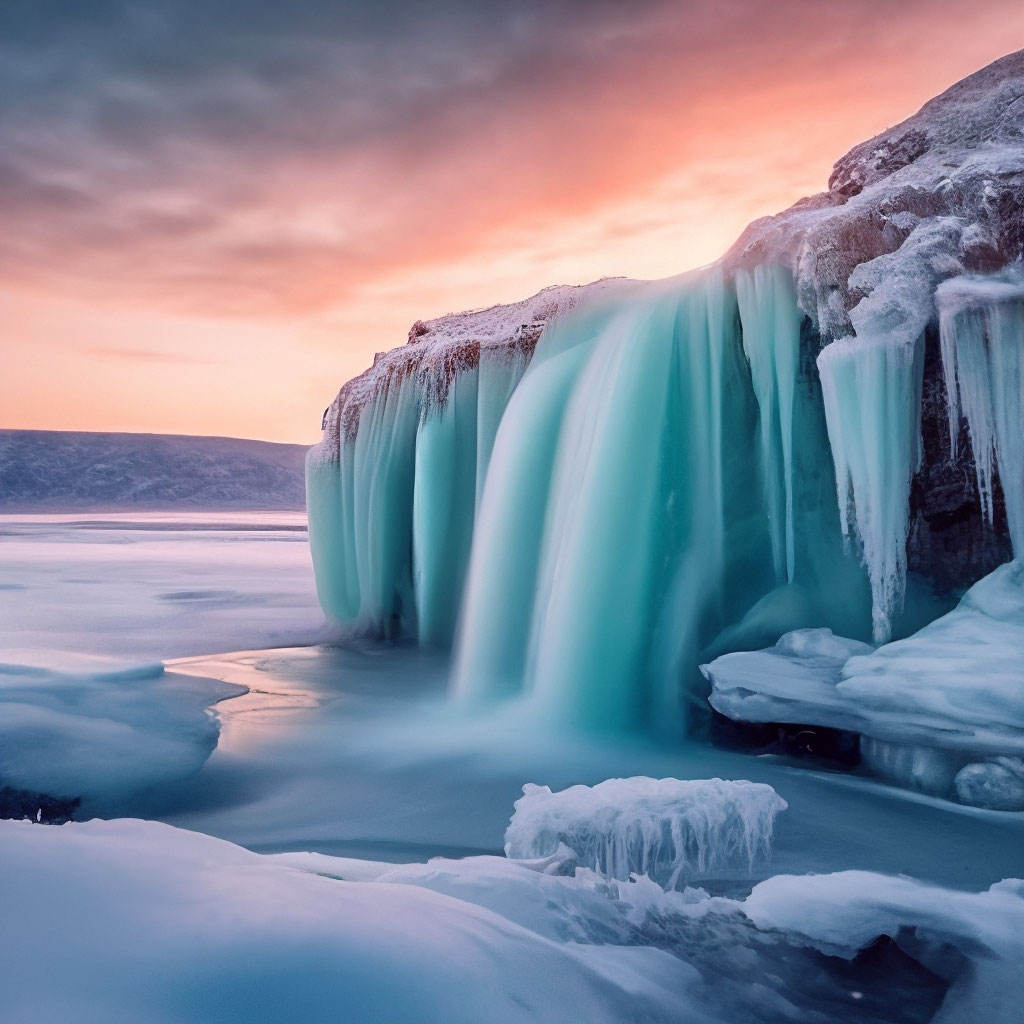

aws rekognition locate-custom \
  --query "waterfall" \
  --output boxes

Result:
[452,268,869,728]
[308,262,964,730]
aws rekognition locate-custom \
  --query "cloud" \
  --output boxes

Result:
[1,0,1020,323]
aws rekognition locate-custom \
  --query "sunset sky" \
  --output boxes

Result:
[3,0,1023,444]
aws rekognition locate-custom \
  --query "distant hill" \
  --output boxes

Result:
[0,430,308,511]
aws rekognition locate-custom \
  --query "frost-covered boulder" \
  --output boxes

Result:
[503,777,787,888]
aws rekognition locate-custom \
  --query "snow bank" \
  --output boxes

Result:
[0,817,697,1024]
[503,777,787,887]
[7,813,1018,1022]
[0,651,243,806]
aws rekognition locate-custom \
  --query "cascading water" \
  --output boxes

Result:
[452,268,872,729]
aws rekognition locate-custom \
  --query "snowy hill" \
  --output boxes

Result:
[0,430,307,511]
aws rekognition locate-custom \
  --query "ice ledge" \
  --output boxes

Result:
[703,562,1024,807]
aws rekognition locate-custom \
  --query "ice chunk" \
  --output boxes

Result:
[705,563,1024,804]
[838,560,1024,749]
[954,757,1024,811]
[503,777,787,888]
[703,627,873,730]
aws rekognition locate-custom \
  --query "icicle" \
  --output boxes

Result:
[736,265,802,583]
[938,270,1024,555]
[817,334,924,643]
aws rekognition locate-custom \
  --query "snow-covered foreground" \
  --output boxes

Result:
[3,811,1023,1024]
[3,515,1024,1022]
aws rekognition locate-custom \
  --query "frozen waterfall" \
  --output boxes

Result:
[306,261,1022,731]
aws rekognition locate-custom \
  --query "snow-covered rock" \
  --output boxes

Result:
[503,777,787,888]
[726,49,1024,344]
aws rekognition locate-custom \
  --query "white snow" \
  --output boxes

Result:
[0,817,703,1024]
[5,816,1019,1023]
[503,777,787,888]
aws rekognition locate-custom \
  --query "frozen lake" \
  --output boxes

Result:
[0,512,326,658]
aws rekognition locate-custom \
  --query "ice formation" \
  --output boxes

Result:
[938,267,1024,552]
[307,50,1024,729]
[503,777,787,887]
[704,561,1024,805]
[817,333,924,642]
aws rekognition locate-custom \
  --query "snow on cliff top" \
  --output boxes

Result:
[726,47,1024,344]
[405,278,634,349]
[318,277,637,445]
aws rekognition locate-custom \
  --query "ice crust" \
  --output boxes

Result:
[6,816,1022,1024]
[503,777,787,888]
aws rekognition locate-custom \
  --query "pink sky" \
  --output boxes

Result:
[3,1,1023,443]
